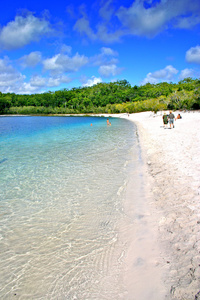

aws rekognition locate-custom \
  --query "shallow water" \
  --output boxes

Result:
[0,116,142,299]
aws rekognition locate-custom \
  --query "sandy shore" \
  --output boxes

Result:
[117,111,200,300]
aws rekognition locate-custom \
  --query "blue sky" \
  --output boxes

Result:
[0,0,200,94]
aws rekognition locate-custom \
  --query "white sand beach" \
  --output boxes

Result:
[117,111,200,300]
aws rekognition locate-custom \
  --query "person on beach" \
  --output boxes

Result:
[162,113,168,128]
[168,111,175,128]
[176,113,182,119]
[107,118,111,126]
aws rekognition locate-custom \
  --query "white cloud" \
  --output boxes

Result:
[82,76,102,87]
[29,74,72,88]
[0,56,74,94]
[179,68,195,80]
[73,0,200,41]
[98,64,122,77]
[117,1,166,37]
[0,13,52,50]
[100,47,118,56]
[0,61,42,94]
[142,65,179,84]
[19,51,42,68]
[0,58,25,92]
[29,75,46,87]
[116,0,200,37]
[91,47,119,68]
[99,0,114,21]
[60,44,72,54]
[186,45,200,64]
[97,24,125,43]
[175,15,200,29]
[73,8,124,43]
[47,75,72,87]
[16,82,41,94]
[73,17,96,40]
[43,53,89,74]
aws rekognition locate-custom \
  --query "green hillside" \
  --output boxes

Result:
[0,78,200,115]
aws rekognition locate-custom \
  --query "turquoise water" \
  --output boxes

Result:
[0,116,141,299]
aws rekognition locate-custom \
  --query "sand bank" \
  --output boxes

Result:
[118,111,200,300]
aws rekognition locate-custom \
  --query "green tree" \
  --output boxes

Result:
[0,94,11,113]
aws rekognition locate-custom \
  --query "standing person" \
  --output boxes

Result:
[168,111,175,128]
[162,113,168,128]
[107,118,111,126]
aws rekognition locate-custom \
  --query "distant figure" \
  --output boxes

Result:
[176,113,182,119]
[90,123,93,126]
[168,111,175,128]
[107,118,111,126]
[162,113,168,128]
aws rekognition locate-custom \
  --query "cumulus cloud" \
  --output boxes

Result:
[0,13,52,50]
[47,75,72,87]
[29,75,46,87]
[142,65,179,84]
[179,68,195,80]
[60,44,72,54]
[16,82,43,94]
[19,51,42,68]
[0,45,121,93]
[99,64,122,77]
[43,53,89,74]
[0,57,25,92]
[0,56,74,94]
[100,47,118,56]
[29,74,72,88]
[73,5,124,43]
[99,0,115,21]
[117,1,166,37]
[116,0,200,37]
[82,76,102,87]
[97,24,124,43]
[175,15,200,29]
[91,47,119,68]
[0,63,43,94]
[74,0,200,41]
[73,17,96,40]
[186,45,200,64]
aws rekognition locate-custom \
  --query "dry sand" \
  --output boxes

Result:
[118,111,200,300]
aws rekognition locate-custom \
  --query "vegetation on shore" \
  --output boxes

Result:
[0,78,200,115]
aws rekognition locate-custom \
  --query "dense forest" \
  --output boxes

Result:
[0,78,200,115]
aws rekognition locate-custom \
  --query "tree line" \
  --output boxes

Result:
[0,78,200,115]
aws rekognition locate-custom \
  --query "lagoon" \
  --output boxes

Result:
[0,116,142,299]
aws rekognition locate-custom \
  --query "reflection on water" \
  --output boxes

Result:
[0,116,141,299]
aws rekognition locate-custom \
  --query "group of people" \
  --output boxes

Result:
[162,111,182,129]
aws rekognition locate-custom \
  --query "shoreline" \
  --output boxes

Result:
[121,111,200,299]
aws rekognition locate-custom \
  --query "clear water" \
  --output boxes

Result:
[0,116,141,299]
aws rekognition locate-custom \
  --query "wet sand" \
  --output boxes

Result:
[120,111,200,300]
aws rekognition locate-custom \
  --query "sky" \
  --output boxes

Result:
[0,0,200,94]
